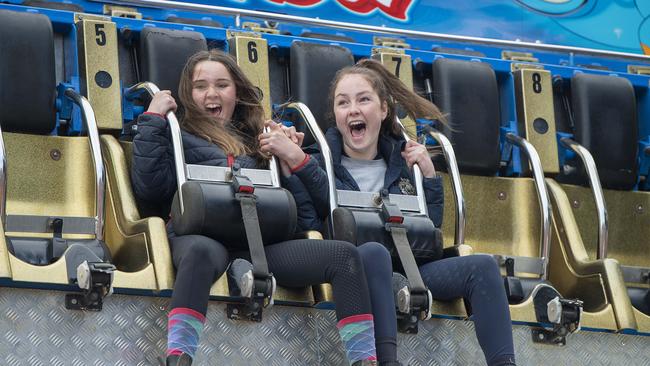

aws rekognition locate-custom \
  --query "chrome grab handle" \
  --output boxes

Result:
[63,89,106,240]
[422,126,466,245]
[560,137,608,259]
[506,133,551,279]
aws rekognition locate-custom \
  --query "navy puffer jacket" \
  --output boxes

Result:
[131,113,329,232]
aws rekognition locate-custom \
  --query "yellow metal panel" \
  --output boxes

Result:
[4,133,95,219]
[228,32,272,119]
[513,69,559,174]
[75,16,123,130]
[372,48,417,138]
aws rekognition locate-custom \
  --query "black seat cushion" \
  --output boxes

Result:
[289,41,354,146]
[627,286,650,315]
[432,58,501,176]
[171,181,298,249]
[569,73,638,190]
[139,27,207,100]
[7,237,111,266]
[0,10,56,134]
[332,207,443,268]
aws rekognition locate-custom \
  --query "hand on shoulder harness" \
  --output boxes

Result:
[401,140,436,178]
[147,90,177,116]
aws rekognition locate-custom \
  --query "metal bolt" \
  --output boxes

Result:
[50,149,61,161]
[636,204,644,214]
[538,333,544,340]
[232,308,239,315]
[71,298,78,305]
[497,192,507,200]
[572,200,580,209]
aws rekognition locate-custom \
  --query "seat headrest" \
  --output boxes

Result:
[571,73,638,190]
[290,41,354,145]
[0,10,56,134]
[139,27,207,99]
[432,58,501,176]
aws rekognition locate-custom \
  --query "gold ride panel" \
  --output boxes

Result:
[439,173,622,329]
[513,69,559,175]
[74,14,123,131]
[101,135,172,291]
[561,183,650,331]
[228,31,273,120]
[372,48,417,138]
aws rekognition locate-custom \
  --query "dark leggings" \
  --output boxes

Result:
[169,234,372,320]
[419,255,515,366]
[358,242,398,364]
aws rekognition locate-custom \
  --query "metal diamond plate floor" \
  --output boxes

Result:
[0,287,648,365]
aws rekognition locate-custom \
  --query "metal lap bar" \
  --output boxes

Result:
[620,265,650,285]
[125,82,187,213]
[5,215,97,235]
[422,125,466,245]
[397,118,428,216]
[492,254,546,276]
[282,103,339,231]
[505,133,551,279]
[186,165,274,186]
[64,89,106,241]
[336,190,420,212]
[560,138,608,259]
[0,124,5,229]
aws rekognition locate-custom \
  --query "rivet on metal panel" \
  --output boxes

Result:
[636,204,644,214]
[498,192,507,200]
[50,149,61,161]
[572,200,580,209]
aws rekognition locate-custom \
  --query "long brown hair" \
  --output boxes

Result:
[328,58,445,137]
[178,49,265,161]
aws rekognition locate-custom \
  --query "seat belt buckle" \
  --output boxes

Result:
[65,261,115,311]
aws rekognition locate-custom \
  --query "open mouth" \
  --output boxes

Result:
[205,104,222,116]
[349,121,366,139]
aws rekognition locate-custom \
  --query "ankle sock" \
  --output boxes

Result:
[167,307,206,359]
[337,314,377,365]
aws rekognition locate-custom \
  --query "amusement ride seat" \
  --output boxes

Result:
[554,72,650,330]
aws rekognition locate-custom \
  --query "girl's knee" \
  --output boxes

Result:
[182,236,228,267]
[358,242,391,267]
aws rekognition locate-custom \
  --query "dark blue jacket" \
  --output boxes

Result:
[131,113,328,232]
[307,128,444,228]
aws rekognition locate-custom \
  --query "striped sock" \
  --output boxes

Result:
[337,314,377,365]
[167,307,206,359]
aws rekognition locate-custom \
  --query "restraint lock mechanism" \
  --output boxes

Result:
[227,164,277,322]
[531,284,583,346]
[65,261,115,311]
[381,190,432,333]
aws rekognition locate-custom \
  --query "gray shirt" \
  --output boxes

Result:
[341,155,387,193]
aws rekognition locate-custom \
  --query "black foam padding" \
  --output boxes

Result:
[332,207,443,267]
[432,58,501,176]
[7,237,111,266]
[166,16,223,28]
[300,32,355,43]
[139,27,207,99]
[290,41,354,146]
[0,10,56,134]
[628,286,650,315]
[571,73,638,190]
[171,181,297,249]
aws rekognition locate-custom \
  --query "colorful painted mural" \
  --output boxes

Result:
[189,0,650,54]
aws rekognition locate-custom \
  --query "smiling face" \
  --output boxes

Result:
[333,73,388,160]
[191,60,237,125]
